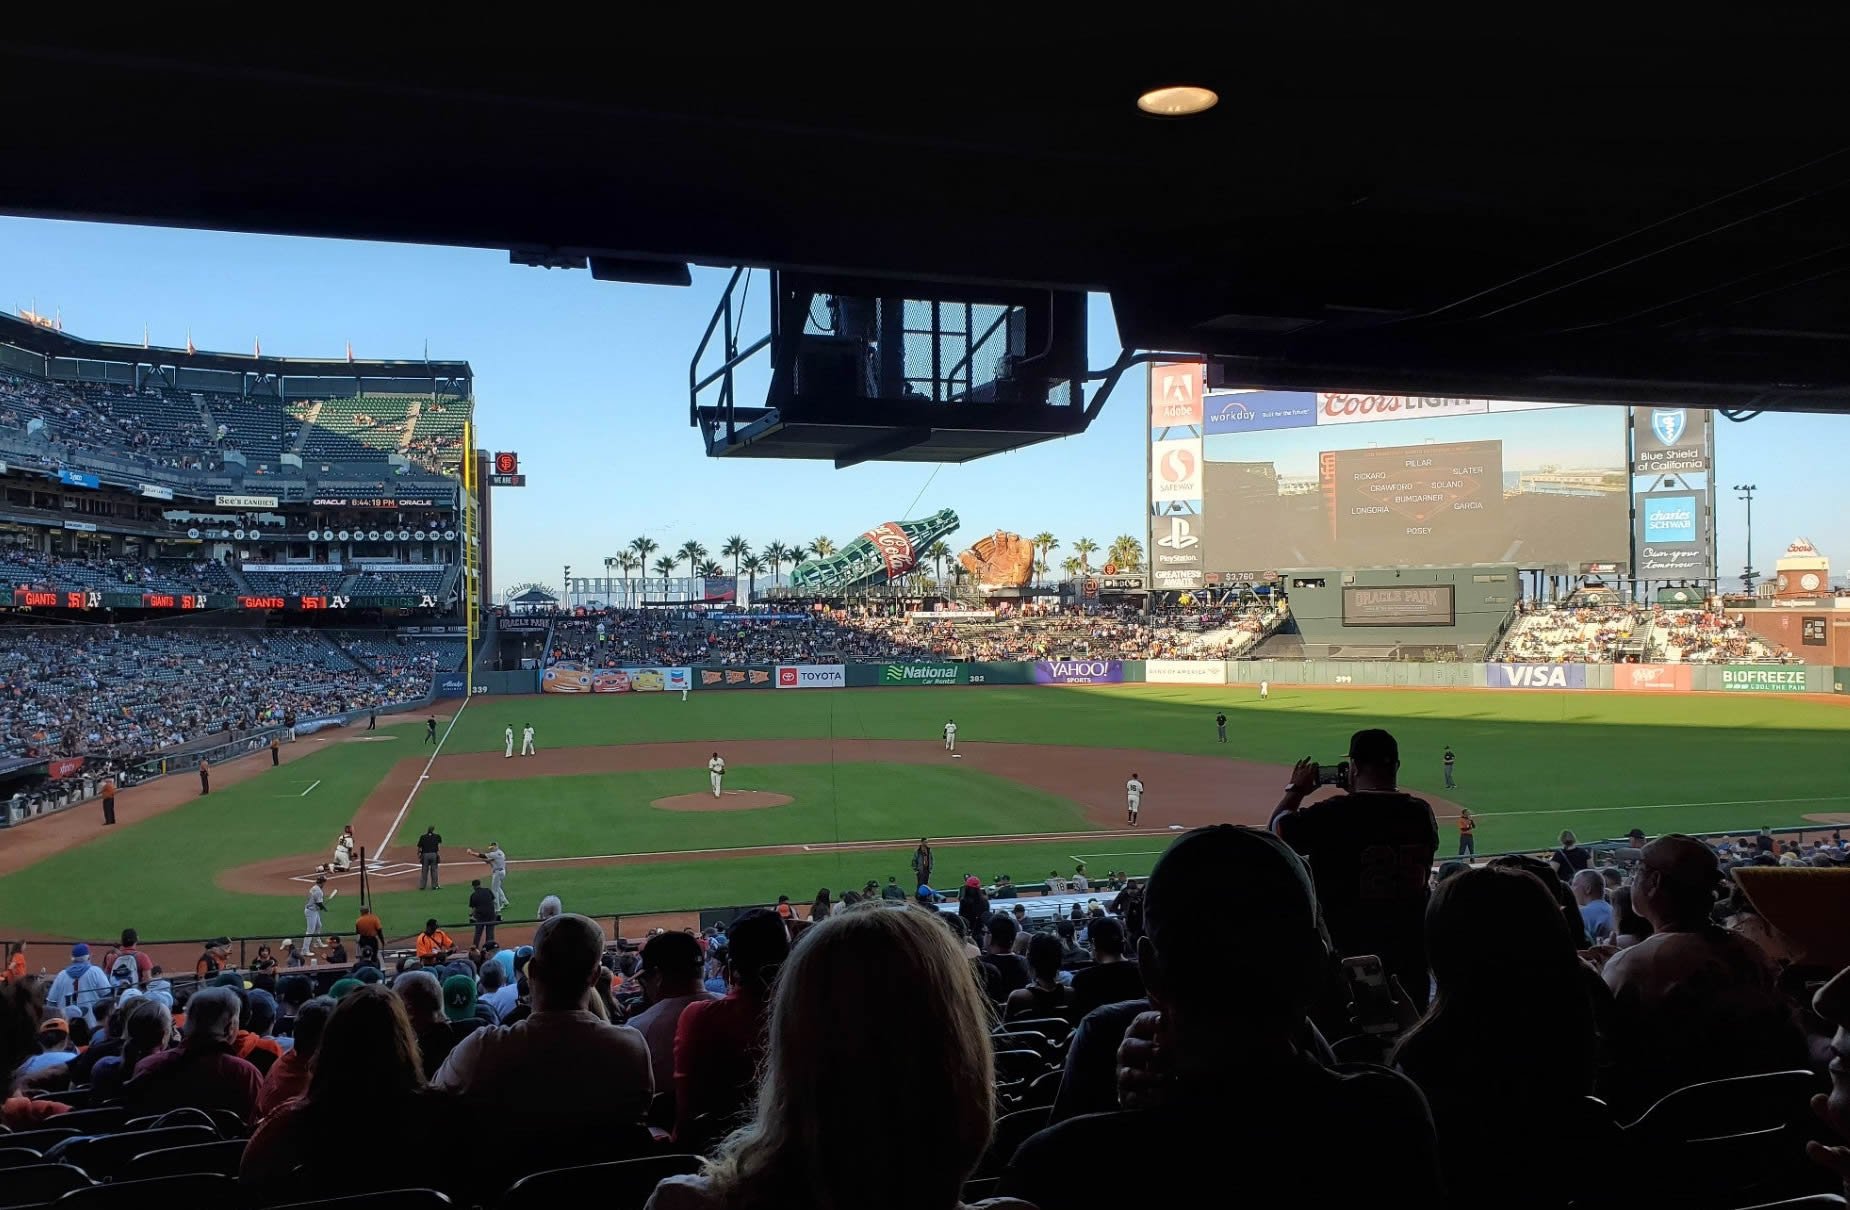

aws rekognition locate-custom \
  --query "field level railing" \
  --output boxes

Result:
[5,824,1841,989]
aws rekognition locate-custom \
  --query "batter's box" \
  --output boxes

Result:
[365,862,421,879]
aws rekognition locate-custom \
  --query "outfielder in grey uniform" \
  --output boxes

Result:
[470,842,509,910]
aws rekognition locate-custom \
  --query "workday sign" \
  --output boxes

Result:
[1034,659,1125,685]
[1485,664,1586,689]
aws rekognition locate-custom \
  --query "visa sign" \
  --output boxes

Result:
[1485,664,1587,689]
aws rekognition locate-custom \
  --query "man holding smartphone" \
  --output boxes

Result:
[1269,728,1439,1013]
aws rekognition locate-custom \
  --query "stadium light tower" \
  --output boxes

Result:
[1734,485,1758,595]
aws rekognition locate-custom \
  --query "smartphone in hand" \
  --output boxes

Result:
[1341,953,1401,1035]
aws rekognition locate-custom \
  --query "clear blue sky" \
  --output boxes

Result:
[1,217,1839,591]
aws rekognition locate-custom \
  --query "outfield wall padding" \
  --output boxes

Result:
[489,659,1839,695]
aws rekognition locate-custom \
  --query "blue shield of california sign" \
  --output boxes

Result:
[1650,408,1686,445]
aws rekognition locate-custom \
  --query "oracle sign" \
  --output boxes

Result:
[1315,394,1489,426]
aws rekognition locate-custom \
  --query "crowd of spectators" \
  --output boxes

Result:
[6,729,1848,1208]
[1654,607,1795,663]
[0,547,236,597]
[1496,601,1791,664]
[545,603,1284,668]
[0,626,437,761]
[1,373,221,472]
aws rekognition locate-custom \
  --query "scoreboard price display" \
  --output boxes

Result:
[9,589,439,612]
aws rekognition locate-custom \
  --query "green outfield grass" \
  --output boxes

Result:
[398,763,1094,856]
[0,684,1845,942]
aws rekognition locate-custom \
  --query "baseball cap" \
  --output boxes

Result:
[39,1015,69,1035]
[441,974,478,1021]
[964,875,981,888]
[328,977,363,1001]
[1627,828,1647,842]
[70,943,89,958]
[916,884,933,898]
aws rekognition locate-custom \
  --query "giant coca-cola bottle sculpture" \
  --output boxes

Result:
[789,508,961,592]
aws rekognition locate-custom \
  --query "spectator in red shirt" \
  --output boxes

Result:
[123,986,262,1121]
[673,908,789,1148]
[256,996,331,1120]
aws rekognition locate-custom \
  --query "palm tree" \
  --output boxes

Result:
[1073,537,1099,573]
[762,540,790,587]
[651,555,678,595]
[927,540,951,587]
[810,535,836,559]
[677,540,708,586]
[1108,535,1144,570]
[1035,558,1049,584]
[616,551,640,607]
[1032,532,1057,586]
[628,536,658,599]
[721,535,752,590]
[1060,555,1083,581]
[740,553,765,602]
[697,558,726,578]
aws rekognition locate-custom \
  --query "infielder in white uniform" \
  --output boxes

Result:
[504,725,515,758]
[1126,773,1144,826]
[943,719,957,752]
[304,875,330,949]
[468,842,509,910]
[708,752,726,798]
[1259,680,1270,700]
[520,724,536,756]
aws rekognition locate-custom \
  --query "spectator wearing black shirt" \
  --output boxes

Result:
[468,880,498,949]
[1271,728,1439,1011]
[1067,917,1144,1023]
[1001,826,1442,1210]
[1550,829,1592,882]
[979,913,1031,1003]
[1393,865,1607,1204]
[1005,934,1075,1022]
[957,878,989,949]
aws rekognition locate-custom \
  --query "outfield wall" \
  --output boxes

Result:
[500,659,1841,695]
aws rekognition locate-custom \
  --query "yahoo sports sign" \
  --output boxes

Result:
[1034,659,1125,685]
[1485,663,1587,689]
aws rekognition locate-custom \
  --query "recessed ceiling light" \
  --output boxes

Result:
[1137,85,1218,117]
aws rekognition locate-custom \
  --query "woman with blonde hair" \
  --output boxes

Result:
[648,903,1027,1210]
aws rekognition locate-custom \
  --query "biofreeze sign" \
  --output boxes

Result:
[1719,665,1806,692]
[1486,664,1587,689]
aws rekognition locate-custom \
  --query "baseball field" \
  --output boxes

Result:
[1,684,1847,943]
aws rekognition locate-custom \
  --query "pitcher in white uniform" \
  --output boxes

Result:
[708,752,726,798]
[943,719,957,752]
[1126,773,1144,826]
[504,725,515,758]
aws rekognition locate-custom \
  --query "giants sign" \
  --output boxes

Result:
[860,522,919,579]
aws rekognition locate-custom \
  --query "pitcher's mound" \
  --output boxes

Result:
[653,790,793,813]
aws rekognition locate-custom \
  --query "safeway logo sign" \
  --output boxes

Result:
[1486,664,1586,689]
[1151,438,1202,501]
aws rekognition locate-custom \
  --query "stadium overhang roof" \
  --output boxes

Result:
[0,313,472,381]
[4,17,1850,410]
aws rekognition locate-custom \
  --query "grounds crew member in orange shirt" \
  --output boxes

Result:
[100,774,118,826]
[355,905,385,967]
[270,735,281,767]
[414,918,455,964]
[199,757,210,796]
